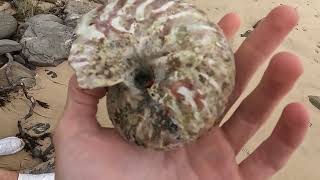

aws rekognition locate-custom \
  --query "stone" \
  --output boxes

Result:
[0,12,17,39]
[20,18,74,66]
[13,54,26,65]
[64,0,100,28]
[26,14,63,25]
[0,55,36,90]
[15,13,62,40]
[0,39,22,55]
[7,61,36,89]
[0,1,16,15]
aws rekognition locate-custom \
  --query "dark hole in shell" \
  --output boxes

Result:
[134,67,155,89]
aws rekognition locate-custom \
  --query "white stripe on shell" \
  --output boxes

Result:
[199,73,222,93]
[154,10,205,29]
[152,1,175,14]
[111,16,135,33]
[100,0,120,21]
[136,0,155,21]
[76,9,105,39]
[187,24,217,32]
[167,11,204,20]
[109,0,138,33]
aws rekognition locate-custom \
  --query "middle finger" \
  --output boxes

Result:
[230,5,299,104]
[222,52,303,153]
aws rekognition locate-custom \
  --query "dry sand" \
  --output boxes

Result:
[0,0,319,179]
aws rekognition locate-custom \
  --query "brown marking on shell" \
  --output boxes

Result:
[94,19,112,35]
[150,0,171,9]
[96,4,106,12]
[161,19,174,38]
[169,79,193,99]
[169,79,206,111]
[121,17,136,32]
[94,0,128,35]
[193,90,206,111]
[133,0,146,6]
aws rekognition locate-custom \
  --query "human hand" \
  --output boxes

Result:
[54,5,309,180]
[0,169,18,180]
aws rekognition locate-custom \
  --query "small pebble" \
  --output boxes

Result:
[309,96,320,110]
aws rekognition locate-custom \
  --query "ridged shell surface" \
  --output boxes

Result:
[69,0,235,150]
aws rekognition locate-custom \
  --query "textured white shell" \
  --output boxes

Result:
[69,0,235,150]
[0,137,25,156]
[18,173,55,180]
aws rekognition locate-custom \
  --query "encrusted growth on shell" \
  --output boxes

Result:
[69,0,235,150]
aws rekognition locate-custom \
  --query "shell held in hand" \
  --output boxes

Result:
[69,0,235,150]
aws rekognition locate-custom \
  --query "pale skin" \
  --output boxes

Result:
[0,5,310,180]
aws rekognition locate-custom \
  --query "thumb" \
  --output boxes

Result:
[60,75,107,131]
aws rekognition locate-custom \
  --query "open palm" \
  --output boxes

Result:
[54,6,309,180]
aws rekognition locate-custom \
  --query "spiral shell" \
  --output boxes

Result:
[69,0,235,150]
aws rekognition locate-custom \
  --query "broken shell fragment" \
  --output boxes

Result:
[309,96,320,110]
[0,137,25,156]
[69,0,235,150]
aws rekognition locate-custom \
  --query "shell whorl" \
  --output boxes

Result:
[69,0,235,150]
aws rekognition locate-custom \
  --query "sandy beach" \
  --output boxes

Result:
[0,0,319,179]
